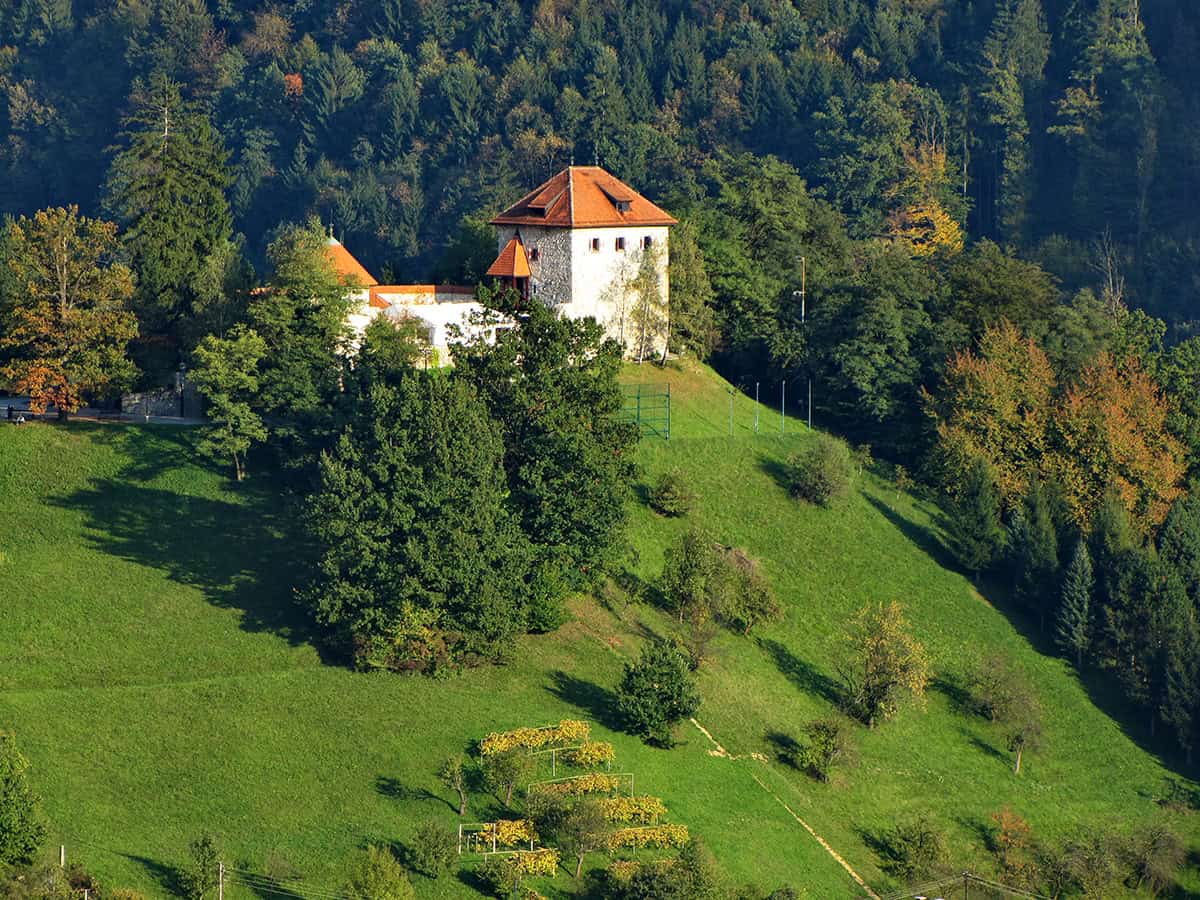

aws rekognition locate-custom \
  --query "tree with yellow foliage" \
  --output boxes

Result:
[925,320,1056,506]
[0,207,137,415]
[1047,354,1186,532]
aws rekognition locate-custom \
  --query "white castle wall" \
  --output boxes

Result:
[495,224,670,354]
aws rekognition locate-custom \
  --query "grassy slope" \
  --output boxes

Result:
[1,362,1198,897]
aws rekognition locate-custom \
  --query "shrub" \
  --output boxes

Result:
[793,718,851,783]
[0,732,47,866]
[528,772,623,798]
[181,834,220,900]
[344,845,415,900]
[649,472,696,517]
[478,819,538,848]
[605,824,691,851]
[713,548,781,636]
[408,819,457,878]
[616,640,701,746]
[835,602,930,728]
[785,434,852,506]
[879,816,947,881]
[480,720,591,756]
[565,740,615,768]
[479,849,560,895]
[599,795,668,824]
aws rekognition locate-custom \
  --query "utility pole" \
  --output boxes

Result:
[781,382,785,434]
[754,382,760,433]
[218,862,224,900]
[796,255,813,430]
[728,389,734,436]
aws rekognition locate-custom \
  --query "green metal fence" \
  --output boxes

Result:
[619,383,671,440]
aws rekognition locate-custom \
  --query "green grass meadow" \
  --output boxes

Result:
[2,360,1199,897]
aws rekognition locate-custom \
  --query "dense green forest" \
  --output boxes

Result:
[1,0,1198,320]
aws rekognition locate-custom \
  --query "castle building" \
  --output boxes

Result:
[335,165,675,359]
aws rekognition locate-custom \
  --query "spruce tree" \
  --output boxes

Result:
[1012,480,1059,630]
[948,457,1006,576]
[1162,610,1200,764]
[1056,538,1093,669]
[105,73,233,351]
[1158,494,1200,606]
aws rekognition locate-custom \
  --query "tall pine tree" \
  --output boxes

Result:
[105,73,233,357]
[947,457,1006,576]
[1056,538,1094,668]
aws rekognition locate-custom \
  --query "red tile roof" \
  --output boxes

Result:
[490,166,677,228]
[325,237,378,287]
[486,236,532,278]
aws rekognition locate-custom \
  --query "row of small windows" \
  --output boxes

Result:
[591,235,654,253]
[525,235,655,262]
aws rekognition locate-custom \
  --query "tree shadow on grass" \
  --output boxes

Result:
[931,672,976,718]
[963,729,1008,765]
[125,854,186,897]
[546,669,623,732]
[50,478,323,652]
[375,776,453,811]
[757,456,794,496]
[863,494,959,573]
[757,638,842,707]
[765,729,801,767]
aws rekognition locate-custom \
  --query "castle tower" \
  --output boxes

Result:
[488,166,676,354]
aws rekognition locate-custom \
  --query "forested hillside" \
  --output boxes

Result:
[1,0,1197,321]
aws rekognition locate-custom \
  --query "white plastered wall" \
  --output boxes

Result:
[495,223,671,354]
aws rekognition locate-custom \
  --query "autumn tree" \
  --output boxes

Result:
[1048,354,1185,532]
[0,206,137,414]
[190,326,267,481]
[926,320,1055,505]
[835,602,930,728]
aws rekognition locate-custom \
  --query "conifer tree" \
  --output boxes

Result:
[947,457,1006,576]
[105,73,233,351]
[1056,538,1093,668]
[1012,480,1059,629]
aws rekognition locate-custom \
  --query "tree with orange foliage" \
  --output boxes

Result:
[0,207,138,415]
[1048,354,1186,532]
[925,320,1056,506]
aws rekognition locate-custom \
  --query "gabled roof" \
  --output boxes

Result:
[490,166,678,228]
[325,237,378,287]
[486,236,531,278]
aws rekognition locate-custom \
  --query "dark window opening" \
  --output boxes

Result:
[590,237,601,252]
[643,235,653,249]
[615,237,626,251]
[529,247,540,262]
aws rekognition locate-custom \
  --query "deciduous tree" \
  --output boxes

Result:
[190,325,267,481]
[617,639,701,746]
[835,601,930,728]
[0,206,137,414]
[0,732,46,866]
